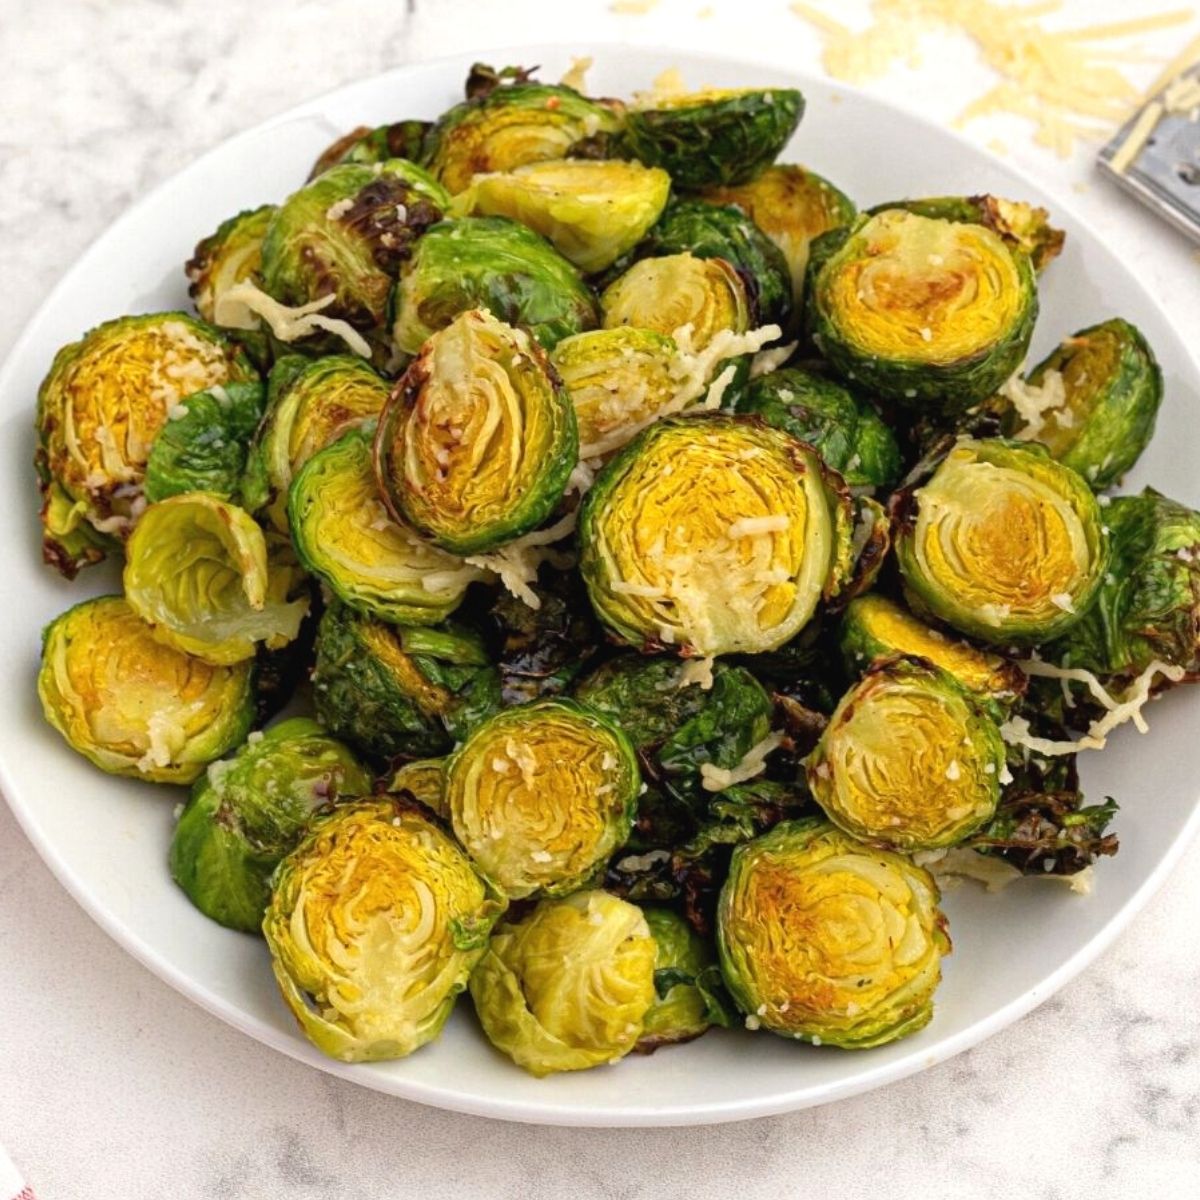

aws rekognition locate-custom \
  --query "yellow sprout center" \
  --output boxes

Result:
[1036,326,1122,458]
[279,374,387,490]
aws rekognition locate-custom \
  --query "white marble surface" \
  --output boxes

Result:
[2,0,1199,1195]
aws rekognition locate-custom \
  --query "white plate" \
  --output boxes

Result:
[2,45,1198,1128]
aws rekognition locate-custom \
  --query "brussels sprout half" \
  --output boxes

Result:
[170,718,371,932]
[288,427,482,624]
[35,313,258,572]
[621,88,804,190]
[734,366,901,490]
[445,698,640,899]
[1050,489,1200,682]
[391,216,599,355]
[38,596,254,784]
[462,159,671,274]
[807,208,1037,414]
[893,438,1109,645]
[186,205,277,330]
[308,119,432,180]
[387,757,448,818]
[638,906,726,1050]
[469,890,656,1076]
[312,603,500,762]
[578,414,853,657]
[264,797,505,1063]
[376,309,577,554]
[807,656,1005,851]
[717,818,949,1047]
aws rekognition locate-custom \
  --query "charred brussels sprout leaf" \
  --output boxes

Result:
[718,818,950,1047]
[186,205,276,330]
[968,791,1119,875]
[621,88,804,190]
[308,120,432,179]
[807,656,1006,850]
[893,438,1109,645]
[638,906,728,1050]
[386,757,448,818]
[376,310,577,554]
[446,698,639,899]
[468,890,656,1076]
[578,414,853,657]
[807,209,1037,414]
[264,797,505,1062]
[734,366,901,489]
[391,216,599,354]
[170,718,371,932]
[144,381,265,503]
[38,596,254,784]
[312,603,500,762]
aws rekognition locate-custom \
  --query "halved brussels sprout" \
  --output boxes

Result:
[264,797,504,1062]
[391,216,599,354]
[312,602,500,761]
[35,313,257,572]
[550,327,679,460]
[468,889,656,1076]
[621,88,804,190]
[807,208,1037,413]
[632,199,792,329]
[717,818,950,1047]
[170,718,371,931]
[242,354,389,531]
[308,119,432,179]
[288,427,483,624]
[578,414,853,656]
[124,493,309,665]
[426,82,623,194]
[445,698,639,899]
[144,381,265,503]
[375,309,577,554]
[387,757,448,818]
[998,318,1163,490]
[462,159,671,274]
[840,594,1026,703]
[638,906,724,1050]
[700,164,856,307]
[38,596,254,784]
[1050,489,1200,682]
[734,366,901,490]
[186,205,276,329]
[806,657,1005,850]
[260,160,450,350]
[893,438,1108,645]
[600,253,749,352]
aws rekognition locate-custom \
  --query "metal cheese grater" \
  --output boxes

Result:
[1098,64,1200,244]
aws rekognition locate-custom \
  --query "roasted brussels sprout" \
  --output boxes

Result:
[893,438,1108,645]
[600,253,749,352]
[426,82,623,194]
[312,603,500,761]
[35,313,257,573]
[308,119,432,179]
[700,164,856,306]
[445,698,639,899]
[186,205,276,329]
[288,427,482,624]
[621,88,804,190]
[968,791,1119,876]
[632,199,792,329]
[375,309,577,554]
[806,657,1006,850]
[717,818,950,1047]
[391,216,599,354]
[38,596,254,784]
[578,414,853,656]
[169,718,371,931]
[734,366,901,490]
[1050,489,1200,681]
[807,208,1037,413]
[840,594,1025,703]
[264,797,504,1062]
[468,889,656,1076]
[143,381,265,503]
[124,493,309,665]
[463,159,671,273]
[242,354,389,531]
[387,757,448,817]
[638,906,726,1050]
[997,318,1162,490]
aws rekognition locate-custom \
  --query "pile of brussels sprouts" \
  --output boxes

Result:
[32,61,1200,1075]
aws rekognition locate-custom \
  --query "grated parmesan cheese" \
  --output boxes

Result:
[217,280,371,358]
[750,341,798,379]
[463,511,578,610]
[1000,368,1066,441]
[700,731,785,792]
[559,56,593,92]
[677,656,716,692]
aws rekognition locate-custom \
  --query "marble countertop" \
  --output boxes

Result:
[2,1,1198,1195]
